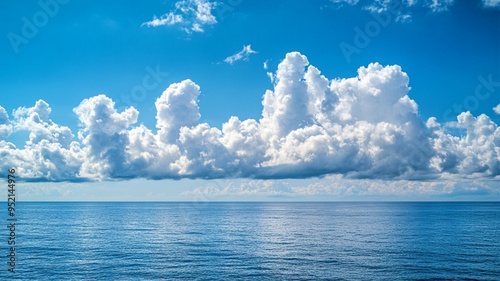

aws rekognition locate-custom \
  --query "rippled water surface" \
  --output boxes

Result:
[3,202,499,280]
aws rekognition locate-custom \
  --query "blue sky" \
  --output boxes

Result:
[0,0,499,201]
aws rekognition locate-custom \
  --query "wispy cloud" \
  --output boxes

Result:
[483,0,500,7]
[224,45,257,64]
[333,0,456,11]
[142,0,217,33]
[329,0,492,22]
[142,13,183,27]
[427,0,455,12]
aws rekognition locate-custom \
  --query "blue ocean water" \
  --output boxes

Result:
[2,202,499,280]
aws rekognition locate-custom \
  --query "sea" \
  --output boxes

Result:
[2,202,499,280]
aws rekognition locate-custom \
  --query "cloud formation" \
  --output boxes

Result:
[331,0,455,12]
[330,0,499,22]
[483,0,500,8]
[142,0,217,33]
[1,100,83,181]
[494,103,500,114]
[0,106,12,139]
[182,175,499,199]
[224,45,257,64]
[1,51,499,182]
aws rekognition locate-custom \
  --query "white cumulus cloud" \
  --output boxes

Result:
[0,51,498,183]
[1,100,84,181]
[0,106,12,139]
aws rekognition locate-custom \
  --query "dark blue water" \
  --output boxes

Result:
[2,202,499,280]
